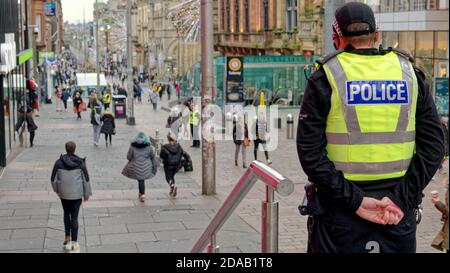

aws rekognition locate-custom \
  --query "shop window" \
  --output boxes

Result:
[399,32,416,56]
[382,31,399,49]
[434,31,449,59]
[416,32,434,58]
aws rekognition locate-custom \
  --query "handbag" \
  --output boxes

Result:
[243,137,250,147]
[80,102,87,111]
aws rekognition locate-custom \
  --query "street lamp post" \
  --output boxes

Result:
[95,0,101,95]
[200,0,216,195]
[126,0,135,125]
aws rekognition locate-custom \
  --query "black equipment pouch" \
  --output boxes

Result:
[298,182,326,216]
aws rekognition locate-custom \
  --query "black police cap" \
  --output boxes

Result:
[333,2,377,37]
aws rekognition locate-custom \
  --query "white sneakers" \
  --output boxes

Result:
[63,241,80,253]
[71,242,80,253]
[63,241,71,252]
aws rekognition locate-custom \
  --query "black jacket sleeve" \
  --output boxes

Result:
[51,159,60,182]
[81,158,90,182]
[297,68,364,213]
[387,68,445,211]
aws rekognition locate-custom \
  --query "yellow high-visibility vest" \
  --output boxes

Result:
[103,93,111,104]
[321,50,418,181]
[189,111,199,126]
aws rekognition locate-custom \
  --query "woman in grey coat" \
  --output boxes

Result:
[122,132,158,202]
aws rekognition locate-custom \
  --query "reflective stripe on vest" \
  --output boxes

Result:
[323,51,418,181]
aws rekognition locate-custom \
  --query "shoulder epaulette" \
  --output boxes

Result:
[315,49,345,66]
[390,48,415,63]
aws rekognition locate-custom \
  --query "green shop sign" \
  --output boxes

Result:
[17,49,33,65]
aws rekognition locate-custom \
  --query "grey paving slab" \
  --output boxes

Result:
[11,228,46,239]
[100,232,157,245]
[0,210,14,217]
[0,237,45,251]
[126,222,186,233]
[0,230,12,240]
[99,215,156,225]
[152,212,210,223]
[137,239,194,253]
[154,229,203,241]
[0,219,47,229]
[87,243,138,253]
[84,225,128,236]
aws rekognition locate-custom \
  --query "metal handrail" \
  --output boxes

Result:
[191,160,294,253]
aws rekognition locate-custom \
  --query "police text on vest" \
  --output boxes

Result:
[346,80,409,105]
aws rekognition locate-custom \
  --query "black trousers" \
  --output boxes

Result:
[191,124,200,147]
[254,139,269,160]
[61,199,82,242]
[104,134,112,143]
[164,165,179,186]
[138,180,145,195]
[29,131,35,146]
[308,190,417,253]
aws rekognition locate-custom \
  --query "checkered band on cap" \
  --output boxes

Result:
[332,17,343,37]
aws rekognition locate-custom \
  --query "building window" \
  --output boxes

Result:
[380,0,394,12]
[226,0,231,32]
[244,0,249,32]
[410,0,426,10]
[394,0,410,11]
[235,0,240,32]
[35,14,41,42]
[286,0,297,32]
[381,31,399,48]
[221,0,225,31]
[263,0,269,31]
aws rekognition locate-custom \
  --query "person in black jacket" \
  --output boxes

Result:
[15,104,38,147]
[160,132,184,198]
[50,141,91,252]
[100,108,116,147]
[297,2,444,253]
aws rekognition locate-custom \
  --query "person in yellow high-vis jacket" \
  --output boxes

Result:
[188,101,200,148]
[297,2,445,253]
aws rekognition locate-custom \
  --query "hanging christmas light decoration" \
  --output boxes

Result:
[107,12,127,53]
[167,0,200,42]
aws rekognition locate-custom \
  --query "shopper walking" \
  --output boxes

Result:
[100,108,115,147]
[122,132,158,202]
[73,92,83,120]
[233,115,249,168]
[15,104,38,148]
[89,93,102,147]
[150,90,159,111]
[253,112,272,164]
[51,141,92,253]
[160,132,184,198]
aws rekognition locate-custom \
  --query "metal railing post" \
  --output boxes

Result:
[262,185,278,253]
[207,234,220,253]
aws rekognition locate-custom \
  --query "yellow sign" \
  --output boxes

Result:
[228,58,242,72]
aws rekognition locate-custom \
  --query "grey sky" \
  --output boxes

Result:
[61,0,97,23]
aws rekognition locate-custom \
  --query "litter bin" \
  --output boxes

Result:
[112,95,127,118]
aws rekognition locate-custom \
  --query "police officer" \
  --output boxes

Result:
[188,101,200,148]
[297,2,445,253]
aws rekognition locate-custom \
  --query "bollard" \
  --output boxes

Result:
[225,112,233,136]
[286,114,294,139]
[274,117,282,129]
